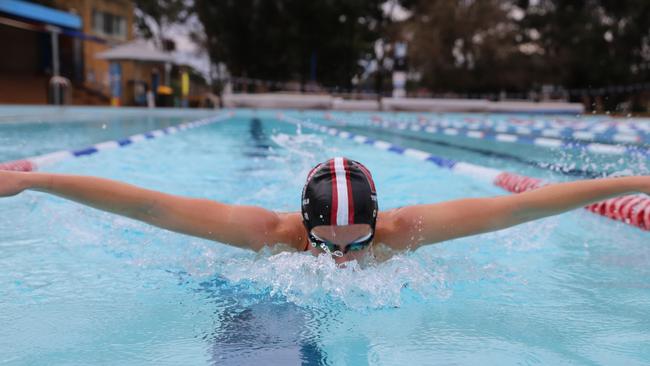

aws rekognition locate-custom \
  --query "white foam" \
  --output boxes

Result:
[218,251,450,309]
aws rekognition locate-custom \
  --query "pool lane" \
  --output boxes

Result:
[278,112,650,232]
[0,113,232,172]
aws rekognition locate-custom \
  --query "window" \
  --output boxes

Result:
[92,9,127,40]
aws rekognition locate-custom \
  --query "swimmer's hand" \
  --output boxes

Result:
[0,170,29,197]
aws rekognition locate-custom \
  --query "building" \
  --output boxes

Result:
[0,0,134,105]
[96,39,173,106]
[0,0,209,107]
[53,0,134,103]
[0,0,85,104]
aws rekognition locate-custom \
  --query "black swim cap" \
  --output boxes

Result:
[301,157,378,232]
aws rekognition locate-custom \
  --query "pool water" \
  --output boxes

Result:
[0,106,216,161]
[1,108,649,365]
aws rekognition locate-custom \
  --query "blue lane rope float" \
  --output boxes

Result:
[332,113,650,143]
[277,112,650,231]
[330,123,604,178]
[427,120,648,144]
[360,116,650,157]
[419,114,650,135]
[385,117,648,145]
[0,112,234,172]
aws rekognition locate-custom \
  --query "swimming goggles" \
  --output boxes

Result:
[308,231,374,257]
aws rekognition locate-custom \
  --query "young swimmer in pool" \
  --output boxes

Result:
[1,157,649,264]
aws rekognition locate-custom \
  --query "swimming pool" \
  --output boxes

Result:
[1,107,649,365]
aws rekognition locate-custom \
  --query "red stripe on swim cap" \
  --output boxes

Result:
[355,161,376,192]
[305,163,323,182]
[345,158,355,224]
[329,159,338,225]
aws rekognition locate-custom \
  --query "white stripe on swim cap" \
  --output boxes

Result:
[334,157,349,225]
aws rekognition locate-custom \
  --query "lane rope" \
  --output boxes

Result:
[425,114,650,135]
[0,112,234,172]
[393,117,646,147]
[346,115,650,156]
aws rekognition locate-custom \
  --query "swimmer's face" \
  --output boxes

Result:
[309,224,373,264]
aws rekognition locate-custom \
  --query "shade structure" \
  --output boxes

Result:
[96,40,174,63]
[0,0,81,29]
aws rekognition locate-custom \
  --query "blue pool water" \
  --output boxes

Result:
[1,108,649,365]
[0,106,216,161]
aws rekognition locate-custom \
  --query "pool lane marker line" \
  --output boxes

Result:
[278,113,650,231]
[427,116,648,144]
[323,112,649,146]
[411,117,646,145]
[0,112,234,172]
[336,123,603,179]
[361,116,649,156]
[341,113,649,144]
[436,115,650,134]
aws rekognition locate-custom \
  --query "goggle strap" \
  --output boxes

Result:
[319,242,344,257]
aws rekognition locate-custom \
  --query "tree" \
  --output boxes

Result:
[405,0,538,95]
[517,0,650,109]
[193,0,403,92]
[134,0,189,50]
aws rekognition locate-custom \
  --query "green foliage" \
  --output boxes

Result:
[519,0,650,87]
[134,0,188,48]
[194,0,391,89]
[407,0,650,100]
[136,0,650,102]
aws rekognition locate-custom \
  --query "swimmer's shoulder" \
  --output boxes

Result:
[374,208,420,251]
[272,211,308,251]
[374,209,400,247]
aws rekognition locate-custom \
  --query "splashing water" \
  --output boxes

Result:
[213,249,451,310]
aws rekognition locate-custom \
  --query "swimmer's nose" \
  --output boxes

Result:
[334,255,351,265]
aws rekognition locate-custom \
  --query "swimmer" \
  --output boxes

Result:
[1,157,649,264]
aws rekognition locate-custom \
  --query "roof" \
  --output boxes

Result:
[0,0,81,29]
[96,40,174,63]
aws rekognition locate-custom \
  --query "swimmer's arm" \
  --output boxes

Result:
[384,176,649,249]
[2,171,291,251]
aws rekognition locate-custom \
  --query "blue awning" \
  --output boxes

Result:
[0,0,81,29]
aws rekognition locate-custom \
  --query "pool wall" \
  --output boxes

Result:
[221,93,585,113]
